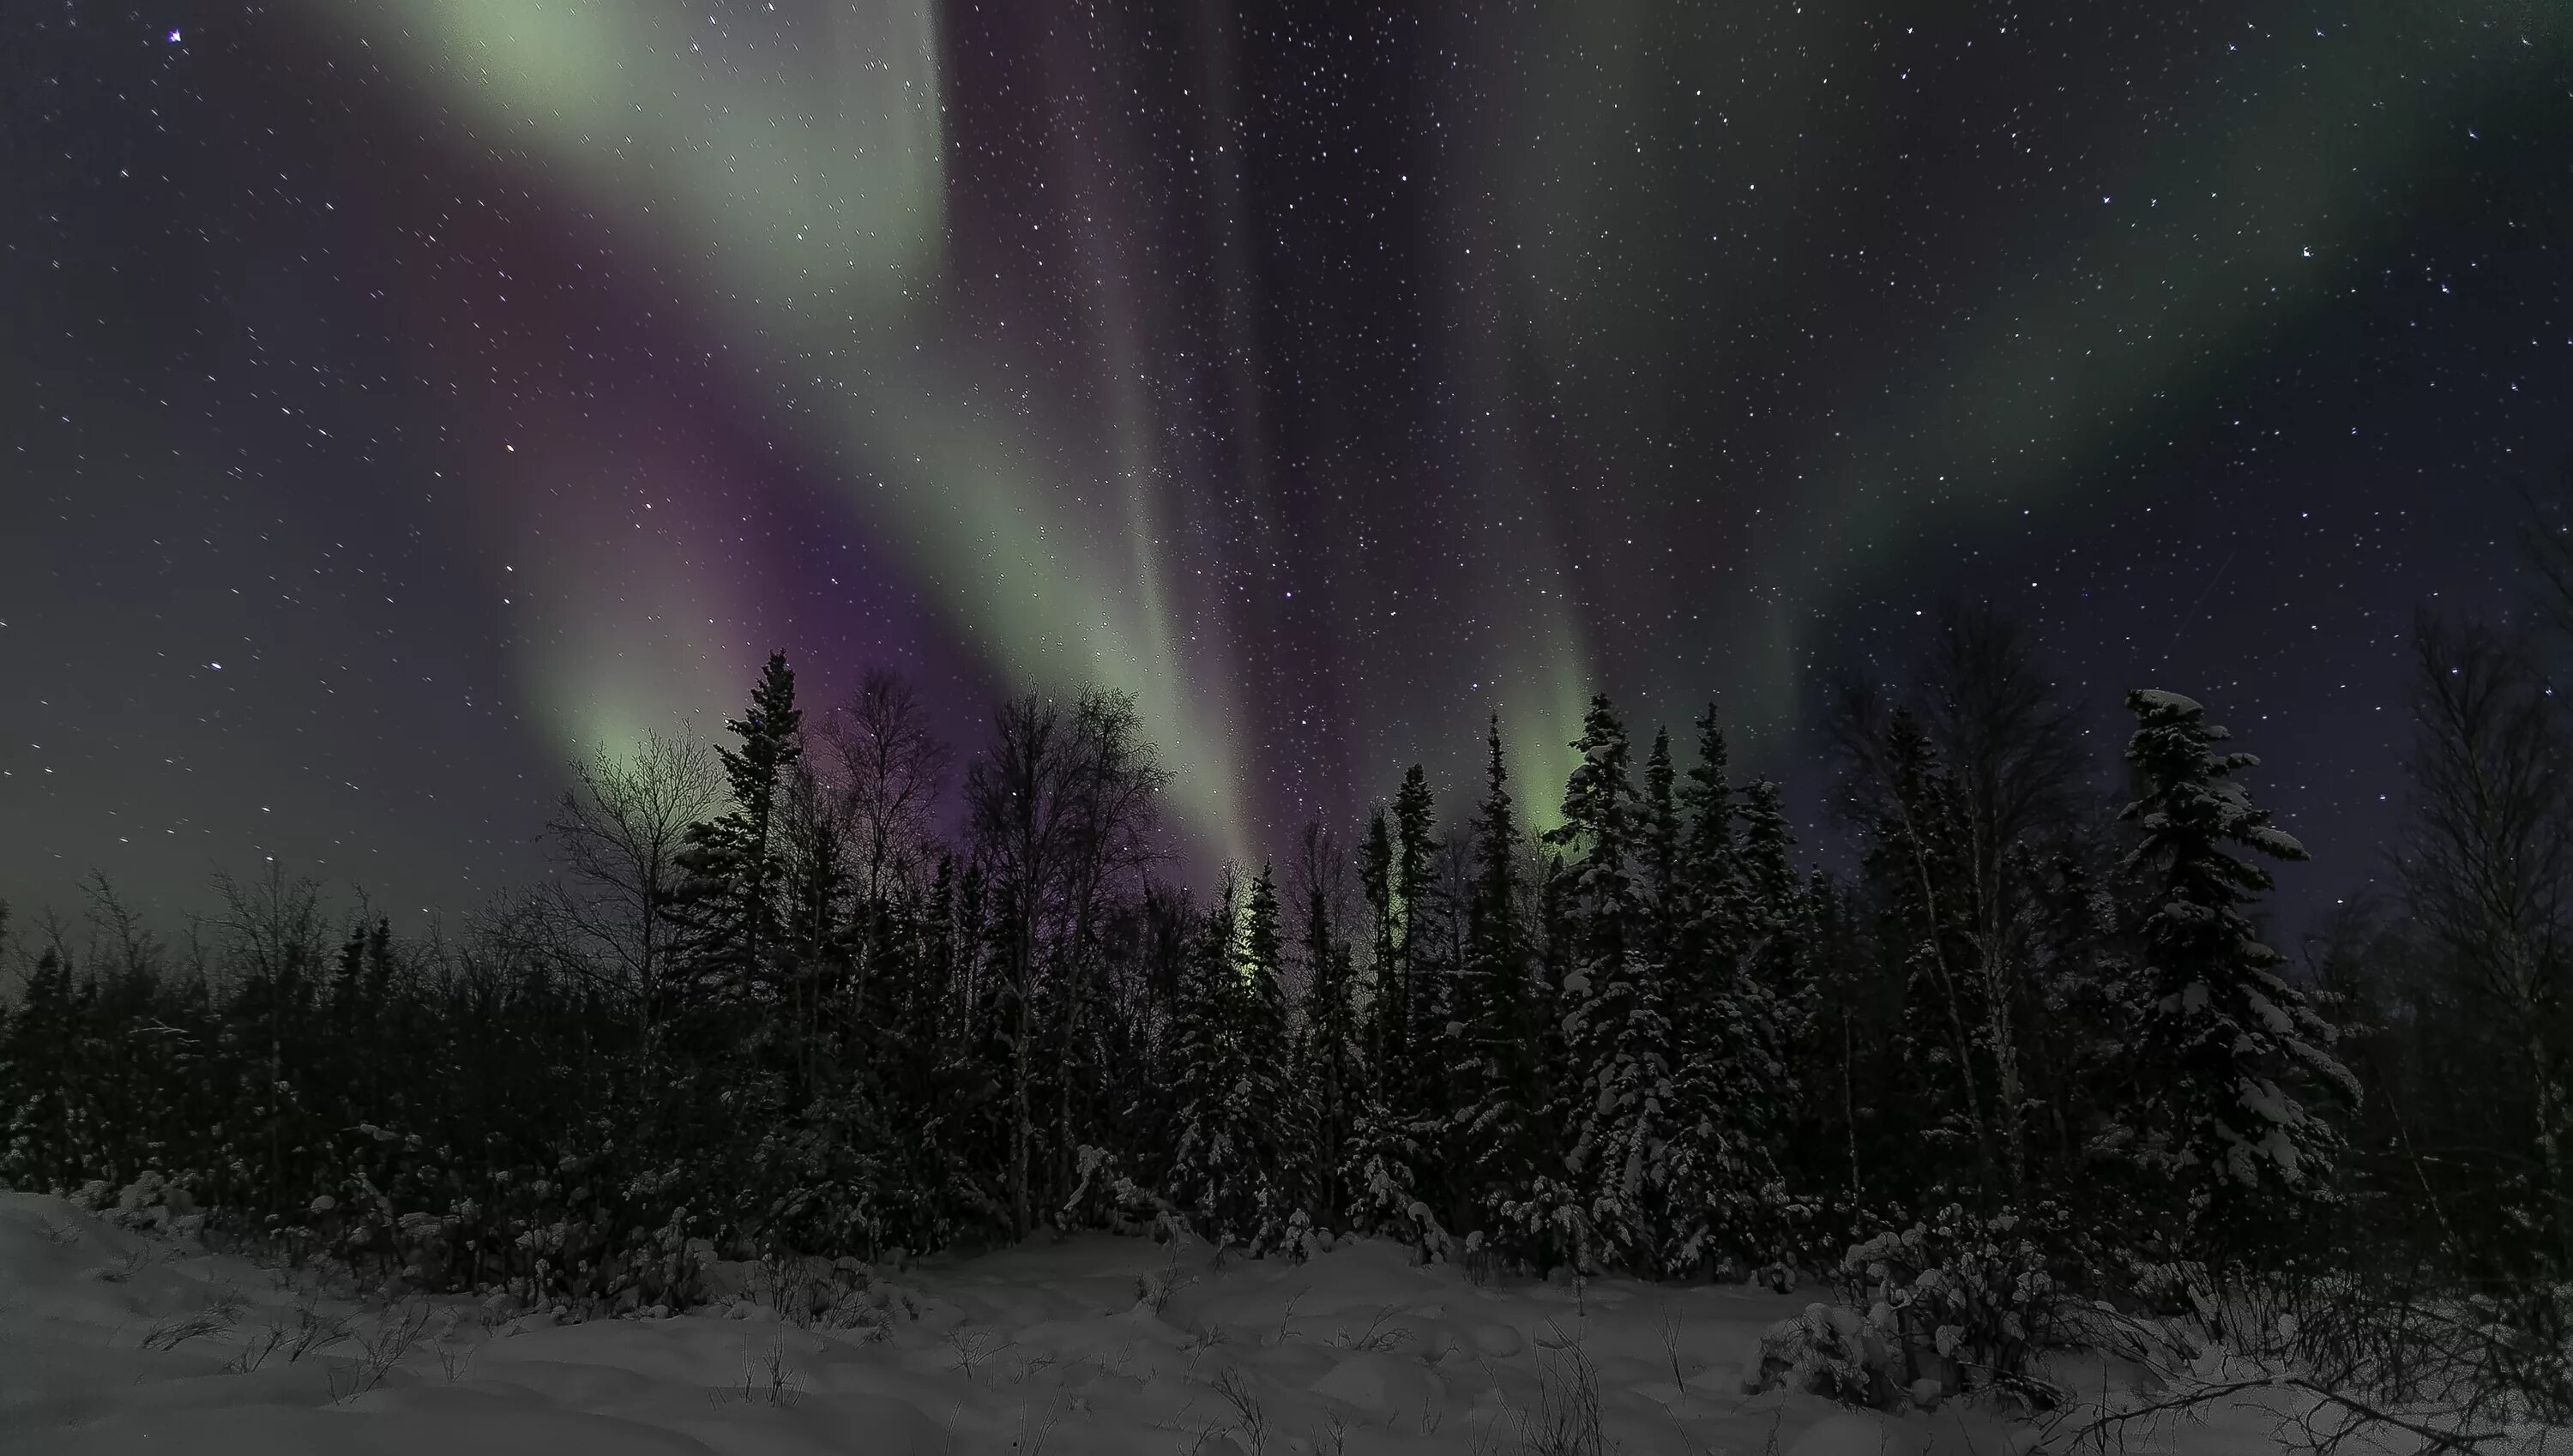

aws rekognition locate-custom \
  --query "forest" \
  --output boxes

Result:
[6,568,2571,1445]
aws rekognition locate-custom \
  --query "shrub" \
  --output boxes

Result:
[1836,1201,2071,1407]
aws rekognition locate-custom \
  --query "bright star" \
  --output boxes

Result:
[166,28,181,44]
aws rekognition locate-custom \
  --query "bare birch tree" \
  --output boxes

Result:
[2401,616,2573,1269]
[818,667,953,910]
[542,731,722,1069]
[964,689,1165,1240]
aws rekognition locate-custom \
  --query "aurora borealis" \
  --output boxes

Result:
[4,2,2570,924]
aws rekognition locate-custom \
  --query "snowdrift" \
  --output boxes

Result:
[0,1189,2431,1454]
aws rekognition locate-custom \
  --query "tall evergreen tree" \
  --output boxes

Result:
[1660,706,1778,1275]
[1642,728,1684,969]
[1,945,83,1191]
[2115,689,2357,1258]
[1293,826,1367,1232]
[1455,717,1535,1241]
[1497,854,1588,1269]
[1358,809,1400,1087]
[871,854,991,1248]
[1235,865,1302,1251]
[670,652,804,1007]
[1345,777,1448,1251]
[1543,695,1671,1270]
[1674,706,1746,1026]
[776,755,853,1099]
[1392,765,1445,1128]
[1163,883,1244,1242]
[1738,781,1818,1179]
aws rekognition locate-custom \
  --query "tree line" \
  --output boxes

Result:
[3,578,2568,1421]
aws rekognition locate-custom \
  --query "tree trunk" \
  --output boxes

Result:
[1843,1011,1862,1206]
[1967,841,2028,1200]
[1903,827,1995,1195]
[1009,924,1035,1242]
[2530,1026,2570,1265]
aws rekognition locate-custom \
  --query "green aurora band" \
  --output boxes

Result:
[319,0,2564,859]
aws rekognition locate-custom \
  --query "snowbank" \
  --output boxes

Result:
[0,1190,2385,1454]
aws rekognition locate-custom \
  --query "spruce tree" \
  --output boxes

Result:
[875,854,979,1248]
[670,651,804,1007]
[1498,855,1587,1270]
[1389,767,1473,1231]
[1392,765,1444,1130]
[2116,689,2356,1258]
[1294,830,1366,1232]
[1163,884,1244,1243]
[1660,705,1776,1275]
[1345,781,1444,1252]
[1235,865,1301,1251]
[1455,717,1536,1242]
[1736,779,1817,1188]
[777,755,853,1099]
[1359,809,1401,1090]
[1,946,81,1191]
[1674,706,1748,1030]
[1642,728,1684,969]
[1543,695,1672,1270]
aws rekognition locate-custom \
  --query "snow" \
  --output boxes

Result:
[2128,689,2206,716]
[0,1190,2474,1455]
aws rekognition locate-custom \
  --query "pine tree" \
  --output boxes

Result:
[1155,873,1304,1253]
[1163,884,1244,1243]
[1392,765,1444,1128]
[872,855,981,1248]
[2115,689,2356,1259]
[1235,865,1301,1251]
[1543,695,1672,1270]
[1660,706,1777,1275]
[1,945,81,1191]
[1497,856,1588,1270]
[2017,848,2127,1198]
[777,755,853,1099]
[324,917,394,1125]
[1359,809,1401,1091]
[1124,883,1197,1205]
[1642,728,1684,969]
[1674,707,1747,1032]
[1294,828,1366,1232]
[670,652,804,1008]
[1455,717,1536,1243]
[1344,780,1449,1254]
[1738,781,1818,1184]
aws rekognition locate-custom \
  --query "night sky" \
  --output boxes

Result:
[3,2,2567,932]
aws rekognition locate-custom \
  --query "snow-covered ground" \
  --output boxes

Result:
[0,1189,2427,1455]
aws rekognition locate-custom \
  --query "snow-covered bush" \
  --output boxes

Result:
[1059,1144,1182,1240]
[105,1170,204,1240]
[1277,1208,1327,1263]
[1835,1203,2071,1407]
[1748,1301,1889,1405]
[1744,1203,2072,1411]
[1492,1174,1593,1275]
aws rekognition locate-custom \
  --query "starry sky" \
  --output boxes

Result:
[3,1,2567,931]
